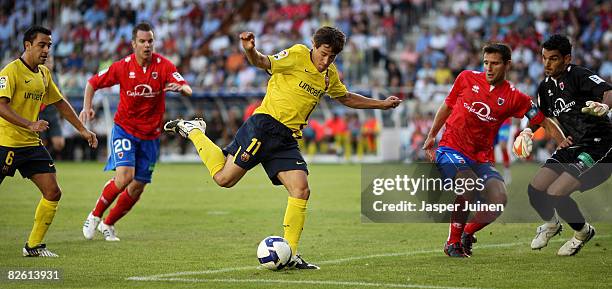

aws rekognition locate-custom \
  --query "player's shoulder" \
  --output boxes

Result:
[109,54,134,68]
[38,63,51,74]
[458,70,482,80]
[152,53,175,66]
[288,44,309,54]
[271,44,307,61]
[328,62,340,74]
[1,59,22,74]
[567,64,595,77]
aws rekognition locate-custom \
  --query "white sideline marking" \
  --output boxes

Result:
[127,277,486,289]
[128,235,610,284]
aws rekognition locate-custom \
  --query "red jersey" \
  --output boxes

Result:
[88,53,187,140]
[439,70,544,163]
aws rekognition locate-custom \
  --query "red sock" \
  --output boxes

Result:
[104,190,139,225]
[447,195,470,245]
[92,179,123,217]
[501,147,510,168]
[464,211,500,235]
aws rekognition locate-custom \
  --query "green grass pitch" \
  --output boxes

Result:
[0,162,610,288]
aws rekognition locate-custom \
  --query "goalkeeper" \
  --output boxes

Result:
[520,34,611,256]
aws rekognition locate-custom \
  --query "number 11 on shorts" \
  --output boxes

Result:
[246,138,262,155]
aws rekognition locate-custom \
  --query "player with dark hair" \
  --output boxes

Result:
[423,43,565,257]
[165,26,401,269]
[525,34,611,256]
[0,25,97,257]
[81,22,192,241]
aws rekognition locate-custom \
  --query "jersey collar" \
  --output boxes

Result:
[19,57,39,73]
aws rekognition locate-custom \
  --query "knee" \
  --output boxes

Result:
[490,193,507,206]
[214,175,237,188]
[546,185,568,197]
[43,185,62,201]
[114,172,134,189]
[289,187,310,200]
[128,186,144,199]
[528,184,545,200]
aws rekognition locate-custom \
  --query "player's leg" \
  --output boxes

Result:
[276,170,319,269]
[435,146,477,257]
[212,155,249,188]
[528,157,567,249]
[165,118,252,187]
[277,170,309,253]
[462,173,506,255]
[547,172,597,256]
[14,146,60,257]
[84,125,138,239]
[25,172,61,257]
[261,125,317,269]
[97,180,145,242]
[164,118,227,179]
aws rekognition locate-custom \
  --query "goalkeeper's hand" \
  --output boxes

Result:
[512,128,534,159]
[581,101,609,116]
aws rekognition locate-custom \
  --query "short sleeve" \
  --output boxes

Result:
[511,89,533,118]
[0,68,15,100]
[326,67,348,98]
[267,45,298,75]
[165,61,187,85]
[88,61,120,90]
[445,71,466,108]
[43,73,63,105]
[576,67,611,100]
[511,89,544,125]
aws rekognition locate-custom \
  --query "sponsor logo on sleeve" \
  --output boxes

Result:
[0,76,7,89]
[272,50,289,60]
[172,72,184,82]
[588,74,605,84]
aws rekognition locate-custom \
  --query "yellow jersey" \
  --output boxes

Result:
[254,44,348,137]
[0,58,63,147]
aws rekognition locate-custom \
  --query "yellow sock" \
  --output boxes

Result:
[27,198,59,247]
[188,129,226,177]
[283,197,308,255]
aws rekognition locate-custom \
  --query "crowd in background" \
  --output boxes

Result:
[1,0,610,162]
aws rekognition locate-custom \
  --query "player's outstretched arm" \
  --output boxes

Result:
[239,31,271,70]
[538,117,565,145]
[0,97,48,132]
[164,82,193,97]
[422,103,452,161]
[581,90,611,116]
[54,99,98,149]
[79,82,96,124]
[335,92,401,109]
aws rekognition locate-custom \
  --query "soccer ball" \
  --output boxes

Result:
[257,236,292,270]
[512,128,533,159]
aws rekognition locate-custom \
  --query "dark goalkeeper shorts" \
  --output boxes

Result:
[543,138,611,192]
[223,113,308,186]
[0,145,56,179]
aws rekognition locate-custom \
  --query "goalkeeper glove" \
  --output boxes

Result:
[581,101,609,116]
[512,128,533,159]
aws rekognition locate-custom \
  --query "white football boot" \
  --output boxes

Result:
[23,243,59,257]
[557,223,595,256]
[83,212,101,240]
[531,221,562,249]
[97,222,120,241]
[163,118,206,138]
